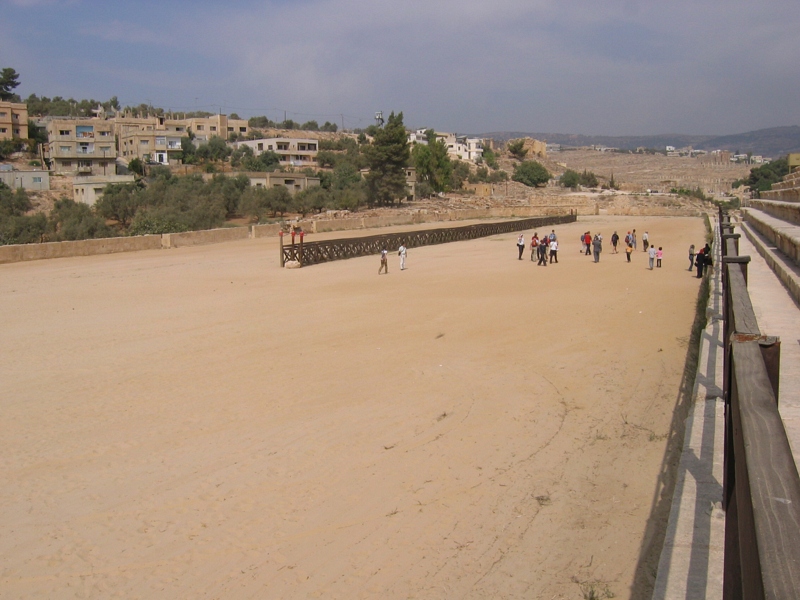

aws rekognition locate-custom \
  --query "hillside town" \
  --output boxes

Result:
[1,96,770,226]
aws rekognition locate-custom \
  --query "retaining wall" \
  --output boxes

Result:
[0,235,162,264]
[164,227,250,249]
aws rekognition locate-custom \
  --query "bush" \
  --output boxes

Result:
[507,140,528,160]
[49,199,115,241]
[512,161,550,187]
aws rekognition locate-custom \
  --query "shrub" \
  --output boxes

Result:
[512,161,551,187]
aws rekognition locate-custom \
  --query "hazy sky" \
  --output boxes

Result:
[2,0,799,136]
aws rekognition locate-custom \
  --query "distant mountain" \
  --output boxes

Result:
[476,126,800,158]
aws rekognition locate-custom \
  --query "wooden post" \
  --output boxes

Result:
[299,231,304,267]
[279,231,285,267]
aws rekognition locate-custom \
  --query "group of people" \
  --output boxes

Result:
[580,231,605,262]
[518,230,559,265]
[688,243,713,278]
[380,227,713,279]
[378,243,407,274]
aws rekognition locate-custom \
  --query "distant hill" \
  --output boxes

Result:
[477,126,800,158]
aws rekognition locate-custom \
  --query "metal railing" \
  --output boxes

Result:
[719,207,800,598]
[280,214,576,267]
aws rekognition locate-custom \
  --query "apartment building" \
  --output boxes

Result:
[407,129,484,163]
[186,114,249,142]
[0,101,28,141]
[238,172,320,195]
[45,118,116,175]
[117,115,188,165]
[234,137,319,166]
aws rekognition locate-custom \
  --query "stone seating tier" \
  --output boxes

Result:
[743,207,800,268]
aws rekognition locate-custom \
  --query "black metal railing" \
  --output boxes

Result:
[280,214,577,267]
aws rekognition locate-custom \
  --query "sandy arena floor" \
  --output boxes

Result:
[0,215,705,599]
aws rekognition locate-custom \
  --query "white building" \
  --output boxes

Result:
[234,138,318,166]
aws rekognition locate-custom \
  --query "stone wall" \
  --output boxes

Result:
[0,235,162,264]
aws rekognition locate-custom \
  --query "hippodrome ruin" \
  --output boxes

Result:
[3,150,800,599]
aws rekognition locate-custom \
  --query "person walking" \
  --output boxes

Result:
[656,247,663,268]
[584,231,592,255]
[531,233,539,261]
[592,234,602,263]
[688,244,695,270]
[626,241,633,262]
[398,243,407,270]
[379,248,389,274]
[632,229,638,250]
[537,238,548,266]
[611,231,619,253]
[648,245,656,269]
[549,238,559,263]
[517,234,525,260]
[642,231,649,252]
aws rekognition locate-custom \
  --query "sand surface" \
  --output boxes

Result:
[0,215,705,599]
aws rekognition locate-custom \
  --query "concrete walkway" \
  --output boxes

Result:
[652,219,725,600]
[653,215,800,599]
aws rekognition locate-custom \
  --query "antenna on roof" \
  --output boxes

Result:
[375,111,384,127]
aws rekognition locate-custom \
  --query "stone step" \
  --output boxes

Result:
[740,212,800,307]
[748,199,800,227]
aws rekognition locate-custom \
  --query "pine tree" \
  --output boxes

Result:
[363,112,410,206]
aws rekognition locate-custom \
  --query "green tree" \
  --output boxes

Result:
[560,169,580,188]
[128,158,145,176]
[196,136,231,162]
[507,139,528,160]
[481,145,499,169]
[48,199,115,241]
[512,161,550,187]
[0,67,20,101]
[363,111,410,206]
[412,131,452,193]
[95,183,141,227]
[449,161,471,190]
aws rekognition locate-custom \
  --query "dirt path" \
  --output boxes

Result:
[0,215,705,599]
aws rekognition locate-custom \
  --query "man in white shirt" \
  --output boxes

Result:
[549,239,559,263]
[398,244,407,270]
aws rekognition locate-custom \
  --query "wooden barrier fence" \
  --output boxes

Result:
[279,214,577,267]
[719,207,800,598]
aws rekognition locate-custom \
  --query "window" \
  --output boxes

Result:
[0,128,6,134]
[210,126,217,132]
[196,125,204,131]
[140,140,149,146]
[94,188,104,195]
[33,177,42,183]
[100,146,111,154]
[60,146,70,153]
[99,131,111,137]
[156,137,166,145]
[61,161,72,167]
[78,160,92,168]
[240,127,247,133]
[0,112,6,117]
[59,130,70,136]
[257,143,263,151]
[309,143,317,151]
[227,127,233,132]
[277,143,289,151]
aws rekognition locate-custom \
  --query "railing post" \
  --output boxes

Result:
[758,336,781,404]
[279,231,285,267]
[723,255,750,286]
